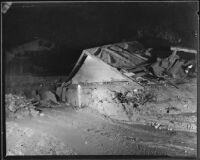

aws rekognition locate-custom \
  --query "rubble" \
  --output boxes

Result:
[5,94,40,119]
[65,77,196,132]
[39,90,59,106]
[146,46,197,81]
[30,80,72,107]
[111,88,156,106]
[31,87,60,108]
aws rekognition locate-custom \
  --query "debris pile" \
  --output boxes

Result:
[67,82,151,121]
[112,89,156,106]
[5,94,40,119]
[60,41,197,132]
[65,78,196,132]
[149,48,196,80]
[128,48,196,83]
[32,89,59,108]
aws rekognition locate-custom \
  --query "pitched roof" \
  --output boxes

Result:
[67,41,148,84]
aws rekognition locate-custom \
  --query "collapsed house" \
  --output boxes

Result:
[62,41,197,132]
[5,40,196,132]
[65,42,146,119]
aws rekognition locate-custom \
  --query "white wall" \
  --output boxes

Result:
[72,55,127,84]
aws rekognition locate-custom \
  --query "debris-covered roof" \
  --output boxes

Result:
[67,41,197,86]
[67,41,149,84]
[85,41,148,70]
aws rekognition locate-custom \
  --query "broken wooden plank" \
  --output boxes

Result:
[103,48,135,67]
[170,46,197,54]
[115,45,148,61]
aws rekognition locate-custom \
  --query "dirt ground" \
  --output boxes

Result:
[6,104,196,156]
[5,75,197,157]
[66,78,197,132]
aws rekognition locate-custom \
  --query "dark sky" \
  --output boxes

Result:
[3,2,198,75]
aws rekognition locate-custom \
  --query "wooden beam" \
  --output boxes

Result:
[115,45,148,61]
[170,46,197,54]
[104,48,132,63]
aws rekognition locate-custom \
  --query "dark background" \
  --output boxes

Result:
[3,2,198,75]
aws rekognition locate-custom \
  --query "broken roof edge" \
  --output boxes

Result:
[65,51,87,83]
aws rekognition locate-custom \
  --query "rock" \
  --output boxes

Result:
[40,91,59,105]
